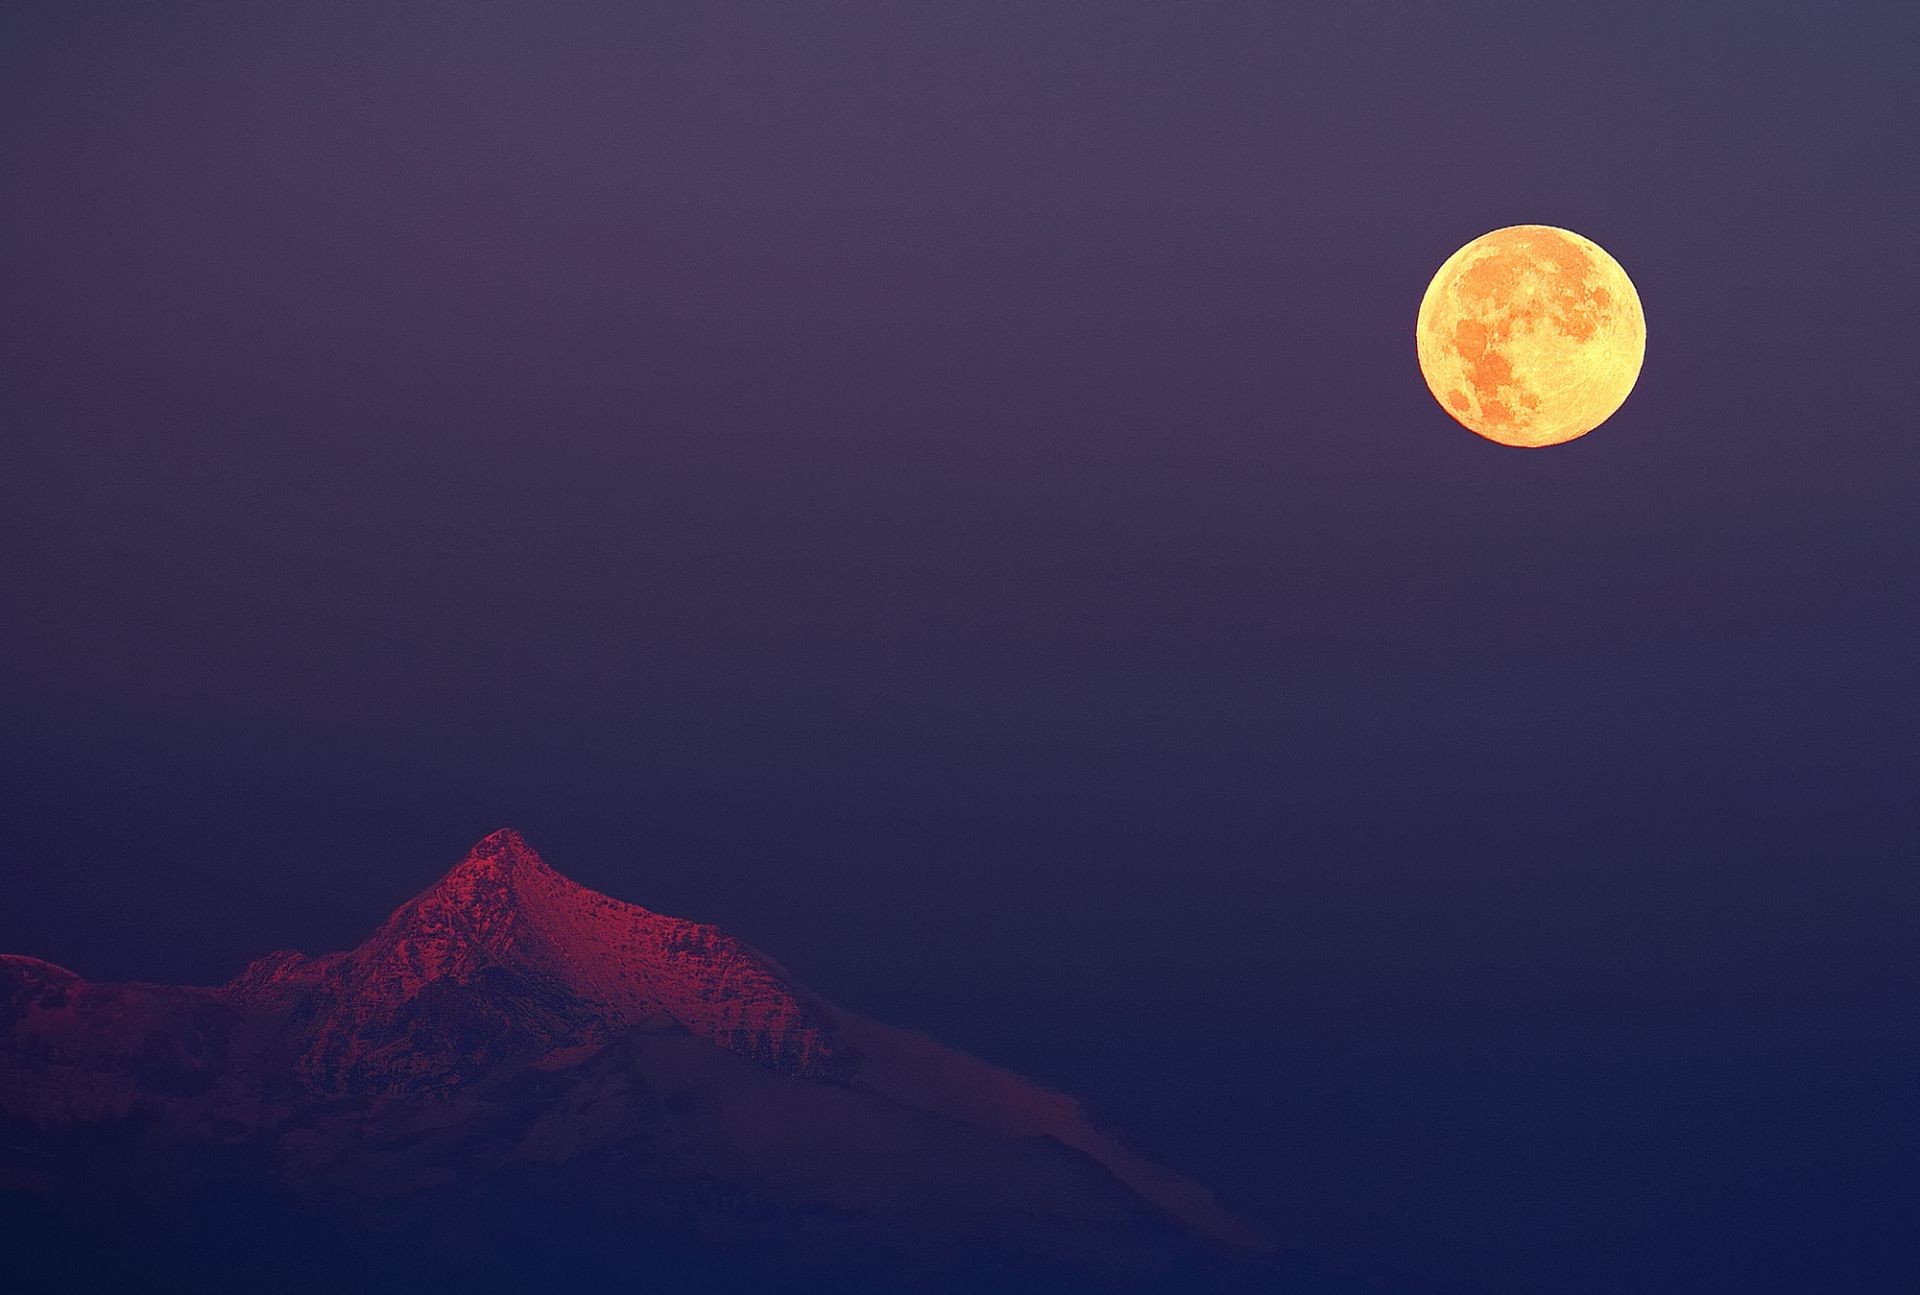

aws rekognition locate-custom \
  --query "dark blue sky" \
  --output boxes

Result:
[4,4,1917,1290]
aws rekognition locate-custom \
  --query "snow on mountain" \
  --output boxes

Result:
[1,830,1260,1251]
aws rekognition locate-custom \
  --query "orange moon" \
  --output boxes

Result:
[1416,225,1645,448]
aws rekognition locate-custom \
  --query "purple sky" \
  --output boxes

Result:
[5,4,1918,1290]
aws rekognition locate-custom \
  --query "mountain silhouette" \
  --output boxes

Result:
[1,831,1329,1293]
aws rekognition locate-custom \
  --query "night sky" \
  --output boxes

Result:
[4,3,1917,1290]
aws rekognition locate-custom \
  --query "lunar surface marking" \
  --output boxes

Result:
[1417,225,1644,447]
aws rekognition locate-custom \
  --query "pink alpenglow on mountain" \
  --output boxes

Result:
[1,830,1263,1259]
[225,830,845,1093]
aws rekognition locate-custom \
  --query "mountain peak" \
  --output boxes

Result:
[445,826,557,884]
[235,831,846,1093]
[415,828,599,938]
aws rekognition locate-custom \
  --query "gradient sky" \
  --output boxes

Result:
[4,4,1917,1291]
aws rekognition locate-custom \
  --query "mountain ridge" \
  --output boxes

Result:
[219,828,847,1094]
[1,829,1266,1263]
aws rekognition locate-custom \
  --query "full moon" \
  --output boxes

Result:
[1416,225,1645,448]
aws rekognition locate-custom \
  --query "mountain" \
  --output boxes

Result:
[1,830,1318,1293]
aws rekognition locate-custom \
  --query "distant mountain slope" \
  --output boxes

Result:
[1,829,1262,1267]
[221,829,847,1092]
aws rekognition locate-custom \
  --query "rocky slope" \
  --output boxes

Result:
[1,829,1262,1266]
[222,829,846,1093]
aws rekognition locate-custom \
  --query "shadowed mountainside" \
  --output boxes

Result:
[0,830,1343,1293]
